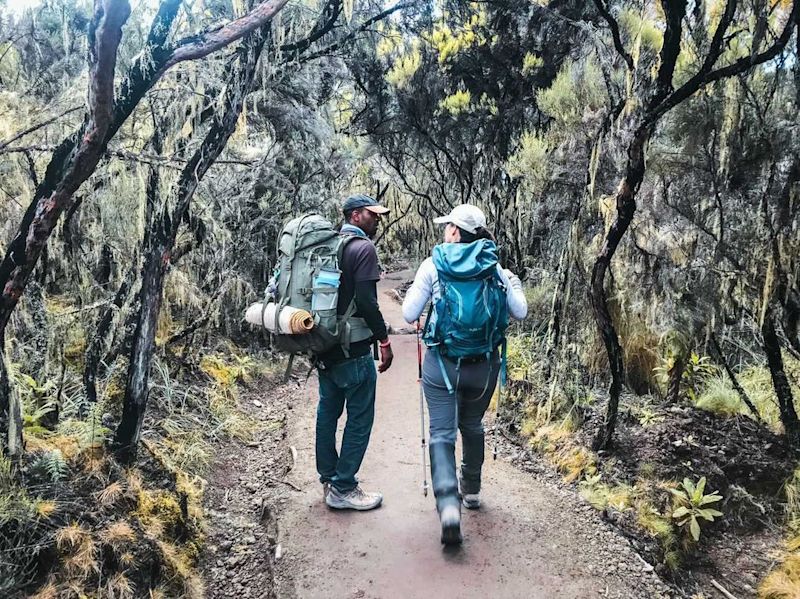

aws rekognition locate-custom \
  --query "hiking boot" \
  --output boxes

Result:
[440,503,463,545]
[325,485,383,511]
[462,493,481,510]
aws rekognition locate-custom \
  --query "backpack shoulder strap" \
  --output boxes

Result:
[335,234,373,356]
[336,232,361,261]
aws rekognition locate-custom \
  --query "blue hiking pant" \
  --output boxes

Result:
[316,353,377,493]
[423,350,500,511]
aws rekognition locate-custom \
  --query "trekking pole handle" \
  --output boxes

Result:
[416,320,423,379]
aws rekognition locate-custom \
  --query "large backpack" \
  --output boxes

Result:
[423,239,509,366]
[268,214,373,356]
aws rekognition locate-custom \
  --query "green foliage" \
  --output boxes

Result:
[689,357,800,432]
[505,333,539,383]
[32,449,69,483]
[386,46,422,90]
[617,7,663,55]
[654,351,716,401]
[536,57,607,129]
[670,477,723,543]
[579,475,634,511]
[57,407,109,450]
[507,131,550,192]
[439,89,472,115]
[425,10,488,65]
[694,376,743,416]
[636,405,665,428]
[521,52,544,76]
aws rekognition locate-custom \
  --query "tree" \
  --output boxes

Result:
[0,0,291,456]
[589,0,799,449]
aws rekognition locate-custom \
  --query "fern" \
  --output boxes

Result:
[56,404,109,449]
[33,450,69,483]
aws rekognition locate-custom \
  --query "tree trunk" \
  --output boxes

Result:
[82,266,137,415]
[545,242,569,377]
[762,302,800,447]
[113,233,170,463]
[0,340,23,457]
[0,0,132,337]
[591,131,647,450]
[84,120,163,416]
[666,353,685,404]
[546,140,597,375]
[113,26,270,463]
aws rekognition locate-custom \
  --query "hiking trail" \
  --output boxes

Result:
[201,270,675,599]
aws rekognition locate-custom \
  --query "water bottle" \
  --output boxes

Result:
[311,268,340,312]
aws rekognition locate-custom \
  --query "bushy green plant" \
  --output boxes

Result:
[683,354,716,401]
[695,376,743,416]
[654,351,716,402]
[670,477,723,542]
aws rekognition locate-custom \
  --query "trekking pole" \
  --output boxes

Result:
[493,339,508,460]
[417,320,429,496]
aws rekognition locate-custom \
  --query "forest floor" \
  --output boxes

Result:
[198,271,680,599]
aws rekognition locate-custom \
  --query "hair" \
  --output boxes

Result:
[456,225,495,243]
[343,208,360,223]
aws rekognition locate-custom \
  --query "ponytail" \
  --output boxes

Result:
[457,225,495,243]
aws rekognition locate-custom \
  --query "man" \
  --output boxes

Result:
[316,194,394,510]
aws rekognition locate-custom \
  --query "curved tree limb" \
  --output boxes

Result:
[301,2,413,63]
[161,0,288,73]
[591,0,633,71]
[280,0,343,55]
[650,0,797,127]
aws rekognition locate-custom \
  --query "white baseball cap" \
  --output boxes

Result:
[433,204,487,234]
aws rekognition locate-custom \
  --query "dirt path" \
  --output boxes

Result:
[273,273,673,599]
[202,271,675,599]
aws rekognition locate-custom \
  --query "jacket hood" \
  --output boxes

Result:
[432,240,498,279]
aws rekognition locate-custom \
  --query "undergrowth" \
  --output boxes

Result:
[1,346,273,597]
[506,331,732,574]
[759,468,800,598]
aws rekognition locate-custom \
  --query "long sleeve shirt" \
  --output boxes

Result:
[402,257,528,324]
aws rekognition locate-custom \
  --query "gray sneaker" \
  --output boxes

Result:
[462,493,480,509]
[325,485,383,511]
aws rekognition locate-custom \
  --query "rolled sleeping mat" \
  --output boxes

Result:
[245,302,314,335]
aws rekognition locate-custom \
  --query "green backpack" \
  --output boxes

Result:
[267,214,373,357]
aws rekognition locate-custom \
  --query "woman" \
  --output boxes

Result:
[402,204,527,545]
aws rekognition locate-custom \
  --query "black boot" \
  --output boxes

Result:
[430,442,462,545]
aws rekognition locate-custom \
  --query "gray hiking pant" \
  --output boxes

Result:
[422,349,500,502]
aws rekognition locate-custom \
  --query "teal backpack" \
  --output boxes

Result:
[423,240,509,392]
[268,214,372,357]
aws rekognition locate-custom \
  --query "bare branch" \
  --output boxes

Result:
[0,106,82,154]
[653,0,688,103]
[591,0,633,71]
[301,2,413,62]
[280,0,343,54]
[650,0,798,126]
[701,0,738,73]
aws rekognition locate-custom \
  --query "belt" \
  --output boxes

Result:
[441,353,490,365]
